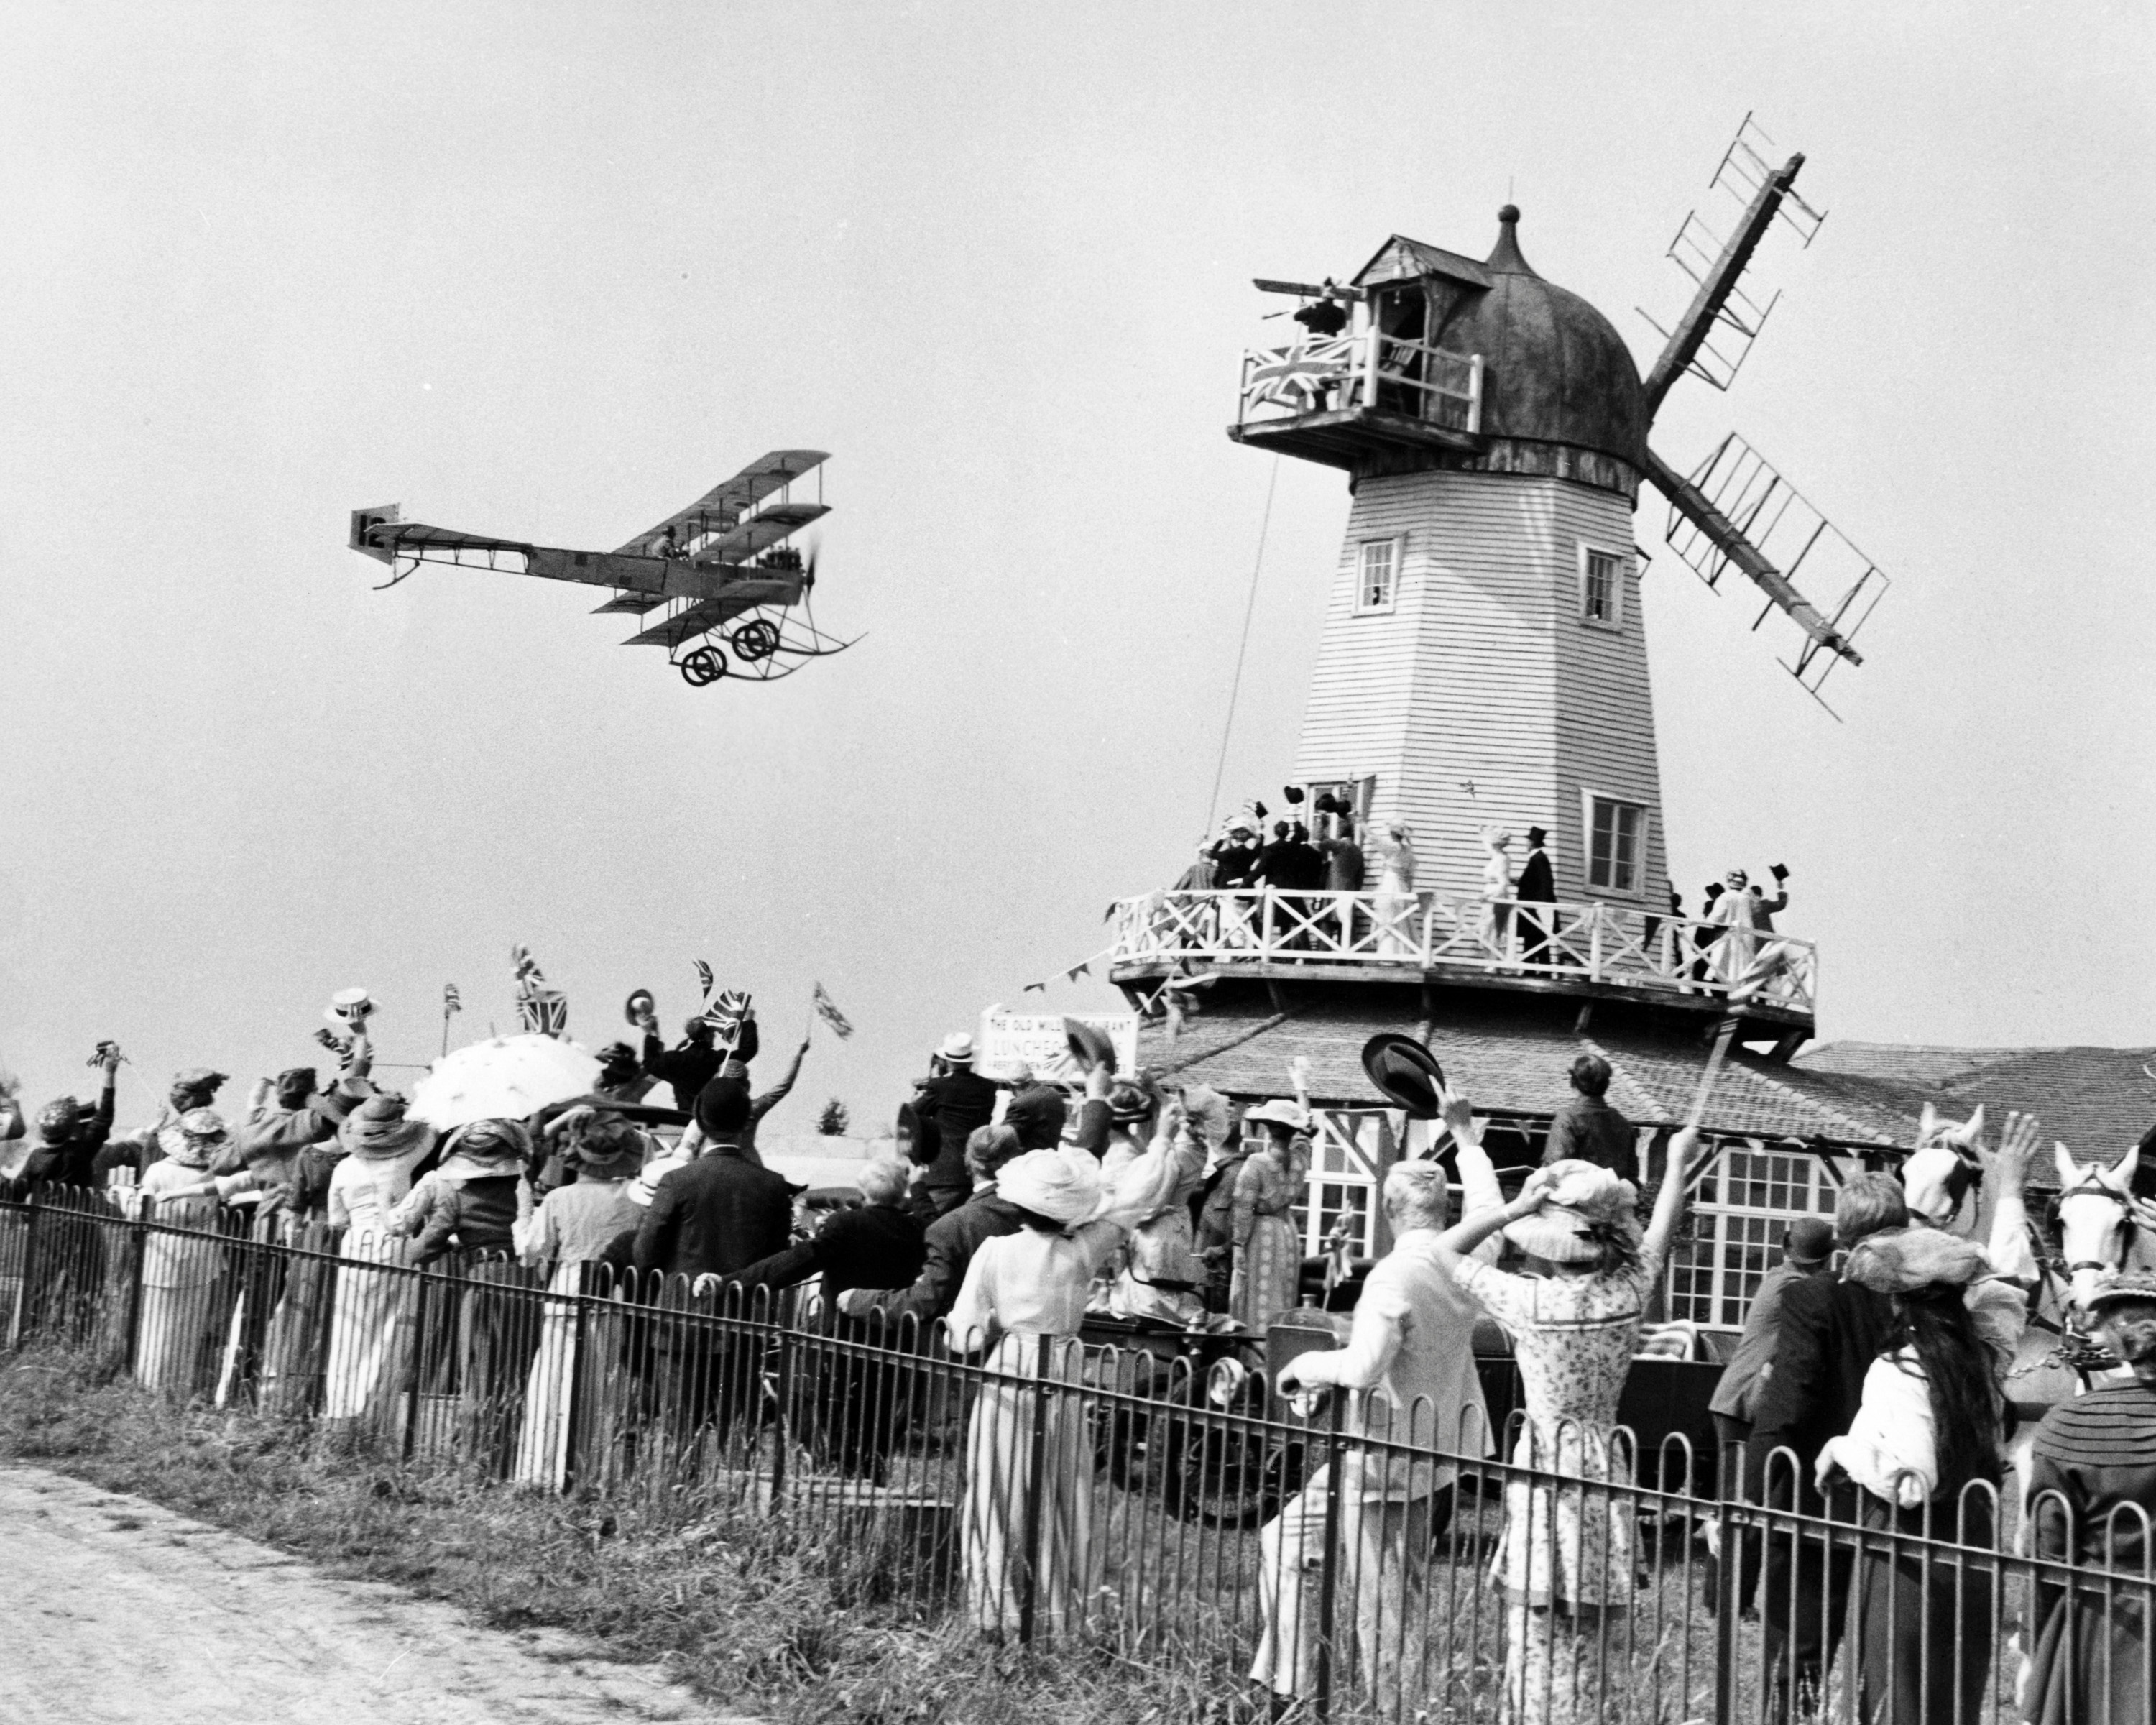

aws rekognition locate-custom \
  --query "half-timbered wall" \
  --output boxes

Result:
[1291,469,1669,911]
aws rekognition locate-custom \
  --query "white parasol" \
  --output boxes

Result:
[409,1034,601,1130]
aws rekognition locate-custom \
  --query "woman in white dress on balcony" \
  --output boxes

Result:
[1479,827,1515,960]
[1371,824,1417,957]
[946,1100,1184,1639]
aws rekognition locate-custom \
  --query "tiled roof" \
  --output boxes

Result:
[1799,1041,2156,1164]
[1143,999,1926,1146]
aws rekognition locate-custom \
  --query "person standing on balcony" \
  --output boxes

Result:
[1372,824,1418,958]
[1256,819,1325,949]
[1317,811,1365,947]
[1705,866,1789,989]
[1542,1056,1639,1185]
[1210,815,1263,949]
[1479,827,1516,960]
[1516,827,1557,966]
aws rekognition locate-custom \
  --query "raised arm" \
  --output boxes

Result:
[1640,1126,1700,1268]
[752,1039,809,1120]
[1984,1110,2040,1285]
[1439,1091,1508,1264]
[1433,1167,1549,1279]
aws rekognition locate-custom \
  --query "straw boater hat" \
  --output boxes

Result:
[1840,1226,1991,1294]
[996,1149,1102,1227]
[938,1031,977,1065]
[1503,1159,1640,1264]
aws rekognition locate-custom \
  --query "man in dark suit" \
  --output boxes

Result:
[1743,1173,1909,1724]
[908,1032,1001,1218]
[633,1080,793,1281]
[1515,825,1557,965]
[1256,819,1326,948]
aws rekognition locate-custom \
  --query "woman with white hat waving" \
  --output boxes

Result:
[1432,1099,1700,1725]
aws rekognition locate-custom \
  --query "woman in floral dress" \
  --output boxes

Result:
[1231,1099,1309,1328]
[1432,1101,1700,1725]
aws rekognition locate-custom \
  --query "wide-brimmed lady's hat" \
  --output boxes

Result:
[1503,1159,1640,1264]
[630,1149,689,1208]
[2086,1269,2156,1315]
[338,1094,436,1163]
[1245,1097,1309,1133]
[996,1149,1102,1226]
[1107,1077,1157,1124]
[1841,1226,1991,1294]
[1064,1018,1117,1075]
[1360,1034,1446,1120]
[435,1118,531,1182]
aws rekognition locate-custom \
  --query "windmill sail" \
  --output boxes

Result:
[1652,436,1889,697]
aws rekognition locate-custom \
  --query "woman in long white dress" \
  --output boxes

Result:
[1479,826,1516,960]
[321,1096,436,1435]
[512,1111,645,1489]
[134,1109,231,1395]
[1371,824,1418,957]
[947,1091,1184,1639]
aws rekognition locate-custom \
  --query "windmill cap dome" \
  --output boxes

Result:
[1425,206,1648,472]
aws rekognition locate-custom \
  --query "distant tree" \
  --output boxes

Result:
[816,1097,851,1137]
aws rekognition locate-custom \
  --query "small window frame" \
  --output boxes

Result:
[1354,536,1402,617]
[1580,789,1650,900]
[1577,542,1626,632]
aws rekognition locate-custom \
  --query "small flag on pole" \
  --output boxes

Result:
[694,959,714,1000]
[811,982,855,1040]
[443,983,462,1016]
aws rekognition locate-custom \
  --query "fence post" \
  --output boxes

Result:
[768,1300,793,1511]
[1713,1456,1739,1725]
[119,1206,147,1379]
[7,1197,44,1351]
[561,1266,591,1494]
[1314,1387,1347,1721]
[1016,1330,1055,1647]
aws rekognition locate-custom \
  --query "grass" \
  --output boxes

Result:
[0,1344,1270,1724]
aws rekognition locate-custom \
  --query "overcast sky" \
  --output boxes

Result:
[3,3,2151,1137]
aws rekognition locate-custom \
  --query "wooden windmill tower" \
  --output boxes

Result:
[1108,119,1897,1283]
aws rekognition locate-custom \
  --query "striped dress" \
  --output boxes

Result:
[2023,1381,2156,1725]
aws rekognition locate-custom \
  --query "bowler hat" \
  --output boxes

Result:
[624,989,655,1026]
[1360,1034,1447,1120]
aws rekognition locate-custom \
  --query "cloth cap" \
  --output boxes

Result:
[1785,1218,1836,1264]
[938,1031,976,1064]
[1503,1159,1640,1264]
[696,1077,752,1137]
[172,1067,228,1091]
[1841,1226,1991,1294]
[1003,1085,1068,1151]
[996,1149,1101,1226]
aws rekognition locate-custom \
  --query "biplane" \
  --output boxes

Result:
[348,451,855,687]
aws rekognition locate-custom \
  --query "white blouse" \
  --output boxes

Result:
[1819,1348,1938,1507]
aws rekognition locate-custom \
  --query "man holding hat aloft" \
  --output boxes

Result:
[1256,1115,1506,1708]
[910,1032,1000,1220]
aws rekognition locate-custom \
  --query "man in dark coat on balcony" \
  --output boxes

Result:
[1515,825,1557,965]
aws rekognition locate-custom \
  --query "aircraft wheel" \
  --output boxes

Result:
[730,620,781,662]
[679,646,727,687]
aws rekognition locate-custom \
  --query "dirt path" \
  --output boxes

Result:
[0,1466,764,1725]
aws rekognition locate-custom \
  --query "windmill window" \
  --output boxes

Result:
[1577,544,1625,630]
[1355,538,1399,615]
[1583,794,1647,896]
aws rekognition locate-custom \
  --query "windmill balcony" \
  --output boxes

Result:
[1106,888,1818,1032]
[1230,330,1485,470]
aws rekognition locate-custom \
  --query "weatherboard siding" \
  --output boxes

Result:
[1293,469,1669,908]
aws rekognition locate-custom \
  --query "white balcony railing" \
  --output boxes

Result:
[1237,328,1483,435]
[1108,888,1817,1018]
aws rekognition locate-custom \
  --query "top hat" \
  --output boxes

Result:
[1064,1018,1117,1075]
[624,989,656,1026]
[1526,827,1548,847]
[1360,1033,1447,1120]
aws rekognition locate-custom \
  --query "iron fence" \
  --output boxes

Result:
[3,1184,2150,1724]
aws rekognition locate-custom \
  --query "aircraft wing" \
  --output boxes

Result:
[690,500,829,564]
[621,576,807,649]
[611,449,829,556]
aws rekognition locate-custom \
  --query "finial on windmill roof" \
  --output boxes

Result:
[1488,203,1536,277]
